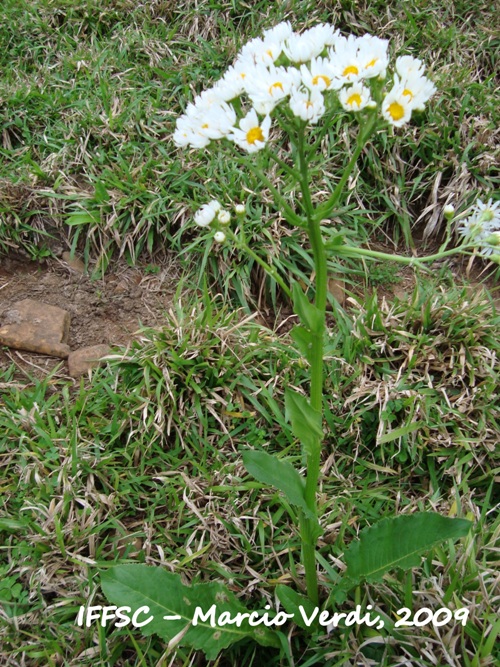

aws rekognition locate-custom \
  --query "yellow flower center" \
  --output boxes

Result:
[246,126,264,144]
[347,93,362,108]
[312,74,331,87]
[266,49,274,58]
[269,81,284,95]
[403,88,414,99]
[366,58,378,68]
[388,101,405,121]
[342,64,359,77]
[201,123,209,128]
[305,100,313,108]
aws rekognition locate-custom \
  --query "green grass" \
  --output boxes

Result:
[1,1,499,665]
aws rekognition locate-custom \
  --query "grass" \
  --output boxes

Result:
[0,0,499,665]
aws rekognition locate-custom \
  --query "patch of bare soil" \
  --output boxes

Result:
[0,252,182,380]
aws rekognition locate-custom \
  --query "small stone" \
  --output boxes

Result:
[62,251,86,274]
[327,276,346,306]
[67,344,111,377]
[0,299,71,358]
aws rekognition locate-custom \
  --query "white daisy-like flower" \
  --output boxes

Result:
[302,23,339,49]
[289,86,325,124]
[245,64,301,114]
[214,231,226,243]
[394,72,436,111]
[283,31,322,63]
[173,116,199,147]
[339,82,373,112]
[327,35,363,84]
[457,198,500,241]
[239,35,286,66]
[300,57,340,92]
[228,108,272,153]
[381,85,413,127]
[217,56,260,100]
[396,55,426,79]
[263,21,294,44]
[194,204,216,227]
[208,200,222,213]
[357,34,389,79]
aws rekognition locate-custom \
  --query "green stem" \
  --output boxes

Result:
[296,123,328,606]
[334,244,473,266]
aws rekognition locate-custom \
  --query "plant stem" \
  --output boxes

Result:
[296,123,328,606]
[294,118,378,605]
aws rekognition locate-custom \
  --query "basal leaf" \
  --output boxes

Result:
[101,565,279,659]
[343,513,472,586]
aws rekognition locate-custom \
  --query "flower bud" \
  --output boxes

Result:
[194,204,216,227]
[214,231,226,243]
[235,204,246,215]
[484,232,500,246]
[217,210,231,225]
[208,200,222,213]
[443,204,455,219]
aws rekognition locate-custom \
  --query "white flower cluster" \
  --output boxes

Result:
[173,21,436,151]
[457,198,500,258]
[193,199,246,242]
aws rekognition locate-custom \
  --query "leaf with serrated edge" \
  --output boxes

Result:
[343,513,472,586]
[101,565,279,659]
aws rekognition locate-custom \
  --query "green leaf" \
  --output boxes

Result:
[284,389,322,456]
[378,421,425,444]
[290,325,313,364]
[292,282,323,333]
[101,565,279,659]
[242,450,307,512]
[343,513,472,586]
[276,585,317,631]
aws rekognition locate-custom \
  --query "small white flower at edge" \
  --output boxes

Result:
[194,204,216,227]
[229,108,271,153]
[214,231,226,243]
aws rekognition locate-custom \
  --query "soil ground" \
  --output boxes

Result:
[0,251,181,380]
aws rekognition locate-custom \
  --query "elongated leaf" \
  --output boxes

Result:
[378,421,425,444]
[292,282,323,333]
[343,513,472,586]
[276,585,317,631]
[290,325,313,365]
[242,450,306,511]
[101,565,279,659]
[285,389,323,456]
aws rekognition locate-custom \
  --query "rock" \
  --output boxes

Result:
[0,299,71,358]
[327,276,346,306]
[62,251,86,274]
[67,344,111,377]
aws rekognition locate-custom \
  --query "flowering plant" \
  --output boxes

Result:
[98,21,489,659]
